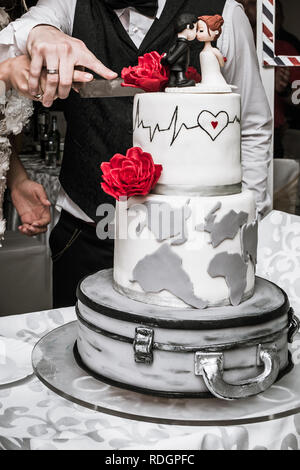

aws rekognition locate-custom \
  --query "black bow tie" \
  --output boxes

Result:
[102,0,158,18]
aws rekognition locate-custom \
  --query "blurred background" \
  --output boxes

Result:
[238,0,300,215]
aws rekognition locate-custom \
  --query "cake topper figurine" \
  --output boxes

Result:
[196,15,232,92]
[162,13,198,88]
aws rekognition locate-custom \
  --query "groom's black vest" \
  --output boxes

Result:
[61,0,226,220]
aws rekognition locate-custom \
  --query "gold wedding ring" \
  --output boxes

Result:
[34,93,44,100]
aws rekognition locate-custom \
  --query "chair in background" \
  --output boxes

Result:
[283,129,300,159]
[0,231,52,316]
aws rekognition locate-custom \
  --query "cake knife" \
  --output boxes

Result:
[79,78,145,98]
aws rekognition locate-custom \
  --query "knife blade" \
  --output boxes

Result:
[79,78,145,98]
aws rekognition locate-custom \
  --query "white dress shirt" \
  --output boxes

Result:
[0,0,272,220]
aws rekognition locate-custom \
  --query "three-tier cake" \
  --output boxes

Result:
[74,15,299,400]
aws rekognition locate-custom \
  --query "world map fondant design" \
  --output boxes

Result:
[133,200,191,246]
[134,99,240,146]
[196,202,248,248]
[132,244,208,309]
[208,252,248,306]
[241,220,258,266]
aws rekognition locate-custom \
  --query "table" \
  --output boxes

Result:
[0,307,300,451]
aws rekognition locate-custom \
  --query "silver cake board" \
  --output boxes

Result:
[32,322,300,426]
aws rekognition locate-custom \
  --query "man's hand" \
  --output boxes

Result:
[11,179,51,236]
[27,25,118,107]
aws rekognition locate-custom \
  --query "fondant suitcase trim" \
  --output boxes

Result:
[76,304,294,355]
[77,274,290,330]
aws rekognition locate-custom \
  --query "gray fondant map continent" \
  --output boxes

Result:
[196,202,248,248]
[241,220,258,265]
[208,252,248,306]
[134,200,192,246]
[132,244,208,309]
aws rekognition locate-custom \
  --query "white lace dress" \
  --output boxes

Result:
[0,7,33,243]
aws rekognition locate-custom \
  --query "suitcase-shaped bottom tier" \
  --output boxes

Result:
[76,269,299,400]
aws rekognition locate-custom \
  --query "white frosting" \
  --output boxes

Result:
[113,190,257,308]
[133,92,241,188]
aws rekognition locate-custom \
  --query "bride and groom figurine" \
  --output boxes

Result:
[162,13,231,92]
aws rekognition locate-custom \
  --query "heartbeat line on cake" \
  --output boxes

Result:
[133,100,240,145]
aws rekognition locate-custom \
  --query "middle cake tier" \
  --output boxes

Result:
[114,190,257,309]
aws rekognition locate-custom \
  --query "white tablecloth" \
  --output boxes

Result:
[0,210,300,450]
[0,307,300,451]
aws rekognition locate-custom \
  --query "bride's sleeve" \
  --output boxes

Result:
[4,91,33,136]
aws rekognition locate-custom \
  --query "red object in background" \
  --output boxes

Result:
[101,147,163,201]
[275,40,300,129]
[121,51,170,92]
[185,66,201,83]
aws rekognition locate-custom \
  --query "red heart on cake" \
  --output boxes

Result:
[198,111,230,141]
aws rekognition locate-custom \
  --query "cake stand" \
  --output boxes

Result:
[32,322,300,426]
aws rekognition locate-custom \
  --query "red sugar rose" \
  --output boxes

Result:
[121,52,203,92]
[101,147,163,201]
[121,51,170,92]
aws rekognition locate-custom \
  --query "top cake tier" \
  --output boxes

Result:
[133,92,242,196]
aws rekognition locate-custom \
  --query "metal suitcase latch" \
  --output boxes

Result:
[133,327,154,364]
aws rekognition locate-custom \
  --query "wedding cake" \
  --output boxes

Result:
[75,14,299,400]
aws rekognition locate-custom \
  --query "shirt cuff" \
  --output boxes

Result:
[12,19,62,55]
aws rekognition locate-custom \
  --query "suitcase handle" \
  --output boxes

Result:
[194,345,280,400]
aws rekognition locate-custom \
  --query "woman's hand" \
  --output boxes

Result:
[0,55,46,101]
[0,57,15,92]
[10,55,44,100]
[0,54,94,102]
